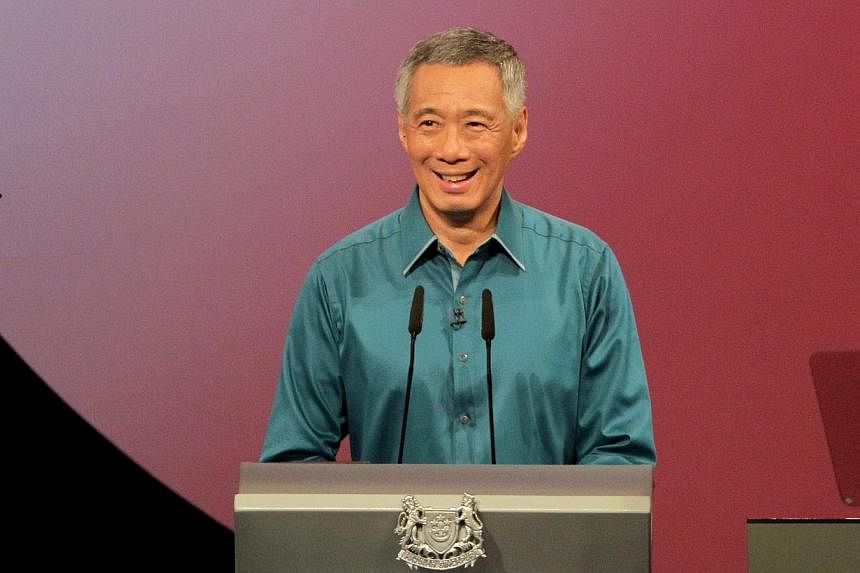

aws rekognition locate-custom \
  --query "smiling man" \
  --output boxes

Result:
[261,27,656,465]
[397,60,527,265]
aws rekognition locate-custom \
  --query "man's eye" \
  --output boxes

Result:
[466,121,486,128]
[419,120,437,127]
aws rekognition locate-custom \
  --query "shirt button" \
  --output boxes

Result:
[460,415,470,425]
[458,352,469,363]
[458,295,467,305]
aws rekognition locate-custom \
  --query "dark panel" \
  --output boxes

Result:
[4,335,234,572]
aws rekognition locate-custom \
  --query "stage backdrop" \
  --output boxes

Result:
[2,2,858,571]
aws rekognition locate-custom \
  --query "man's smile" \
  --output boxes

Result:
[434,169,478,183]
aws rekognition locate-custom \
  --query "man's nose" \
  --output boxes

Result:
[435,125,469,162]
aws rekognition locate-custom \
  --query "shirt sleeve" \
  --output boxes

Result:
[575,247,656,465]
[259,263,346,462]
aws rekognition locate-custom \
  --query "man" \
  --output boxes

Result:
[261,27,656,465]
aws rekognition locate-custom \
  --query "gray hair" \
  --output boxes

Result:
[395,27,527,117]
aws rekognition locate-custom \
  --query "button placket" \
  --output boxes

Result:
[451,289,477,461]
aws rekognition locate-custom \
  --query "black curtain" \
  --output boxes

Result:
[4,334,234,572]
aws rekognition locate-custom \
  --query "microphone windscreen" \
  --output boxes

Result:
[481,289,495,341]
[408,285,424,335]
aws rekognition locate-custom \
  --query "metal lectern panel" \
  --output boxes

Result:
[235,464,653,573]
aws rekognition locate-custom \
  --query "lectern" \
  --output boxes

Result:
[234,463,653,572]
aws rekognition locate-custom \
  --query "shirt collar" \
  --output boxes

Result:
[491,189,527,271]
[401,186,526,275]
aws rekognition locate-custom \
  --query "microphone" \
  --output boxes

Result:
[481,289,495,341]
[450,307,467,329]
[398,285,424,463]
[481,289,497,464]
[408,285,424,337]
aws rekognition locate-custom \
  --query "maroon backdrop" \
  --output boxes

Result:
[2,2,858,571]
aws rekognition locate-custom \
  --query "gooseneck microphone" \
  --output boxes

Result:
[481,289,497,464]
[398,285,424,463]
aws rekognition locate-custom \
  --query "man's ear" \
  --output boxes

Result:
[510,106,528,158]
[397,113,408,150]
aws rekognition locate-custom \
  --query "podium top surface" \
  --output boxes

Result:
[238,462,653,497]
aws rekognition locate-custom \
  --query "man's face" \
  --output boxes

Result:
[397,62,528,227]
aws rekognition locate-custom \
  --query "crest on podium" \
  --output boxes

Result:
[394,493,486,570]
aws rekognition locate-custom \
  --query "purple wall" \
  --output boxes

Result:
[2,2,858,570]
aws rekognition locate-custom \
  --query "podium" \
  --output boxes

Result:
[234,463,653,572]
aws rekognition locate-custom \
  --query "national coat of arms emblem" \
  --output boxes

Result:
[394,493,486,570]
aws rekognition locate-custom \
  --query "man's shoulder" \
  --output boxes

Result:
[514,198,610,255]
[316,207,405,264]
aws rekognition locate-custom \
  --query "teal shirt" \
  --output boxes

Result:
[261,188,656,464]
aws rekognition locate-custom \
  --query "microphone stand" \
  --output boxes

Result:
[398,286,424,463]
